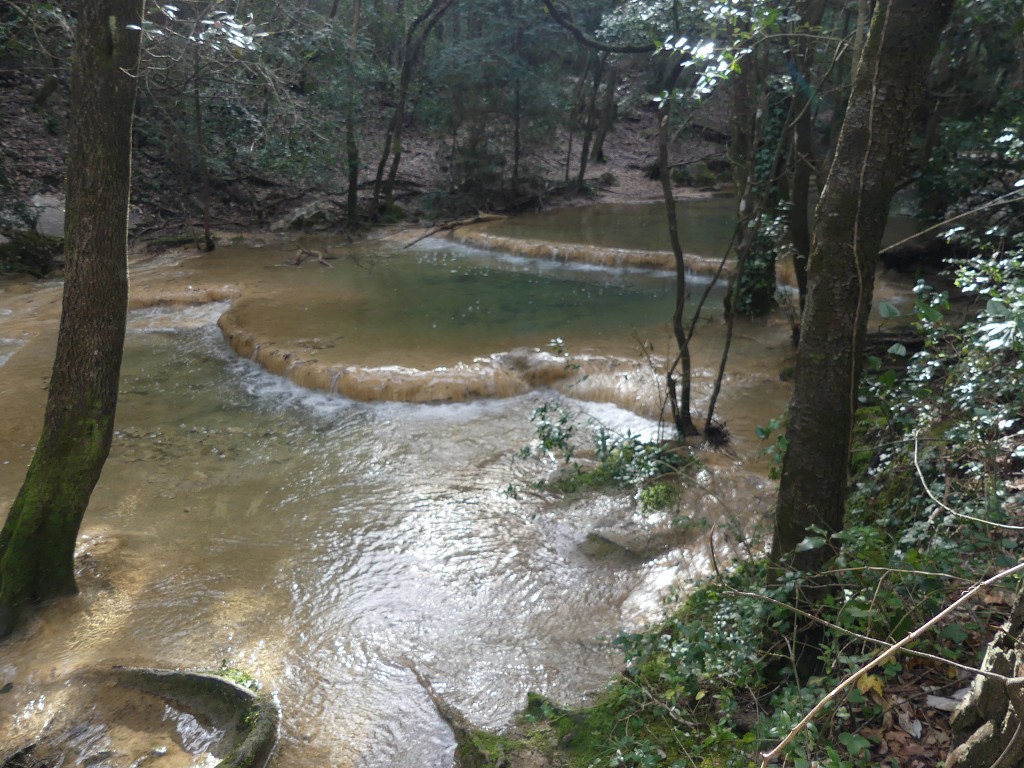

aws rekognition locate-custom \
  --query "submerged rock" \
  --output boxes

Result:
[0,667,279,768]
[112,667,279,768]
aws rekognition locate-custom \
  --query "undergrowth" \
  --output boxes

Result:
[518,398,699,511]
[495,250,1024,768]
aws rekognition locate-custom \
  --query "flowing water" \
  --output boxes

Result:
[0,208,805,766]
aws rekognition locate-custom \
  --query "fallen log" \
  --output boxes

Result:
[404,212,507,249]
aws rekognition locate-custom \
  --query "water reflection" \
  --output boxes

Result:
[478,198,737,255]
[0,321,692,766]
[0,238,787,767]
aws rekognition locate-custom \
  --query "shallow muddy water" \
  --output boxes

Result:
[0,226,793,767]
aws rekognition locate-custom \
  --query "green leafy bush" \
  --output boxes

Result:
[522,399,697,502]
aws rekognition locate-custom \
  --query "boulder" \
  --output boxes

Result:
[270,199,341,231]
[29,193,64,238]
[0,666,280,768]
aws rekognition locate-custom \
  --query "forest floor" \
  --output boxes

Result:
[1,62,732,249]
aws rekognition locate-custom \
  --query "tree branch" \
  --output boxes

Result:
[759,559,1024,768]
[538,0,655,54]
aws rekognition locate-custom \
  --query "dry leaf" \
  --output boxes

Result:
[898,710,923,739]
[984,588,1015,606]
[925,694,961,712]
[857,674,885,699]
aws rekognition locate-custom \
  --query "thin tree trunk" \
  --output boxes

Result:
[0,0,143,636]
[346,114,360,222]
[789,88,812,313]
[787,0,827,314]
[192,44,214,251]
[346,0,362,224]
[590,64,618,163]
[373,0,454,212]
[725,8,779,319]
[564,127,573,183]
[706,218,757,428]
[658,88,698,439]
[576,55,604,188]
[564,56,592,185]
[853,0,869,65]
[512,80,521,191]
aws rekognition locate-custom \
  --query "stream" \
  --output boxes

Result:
[0,204,809,766]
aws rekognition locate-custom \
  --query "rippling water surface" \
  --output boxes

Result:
[0,234,789,766]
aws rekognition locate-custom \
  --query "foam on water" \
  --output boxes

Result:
[0,337,25,367]
[575,399,667,443]
[127,301,231,333]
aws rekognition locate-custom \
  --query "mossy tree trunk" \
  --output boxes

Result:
[0,0,143,637]
[772,0,954,569]
[767,0,953,671]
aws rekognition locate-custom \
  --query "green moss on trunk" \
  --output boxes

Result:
[0,0,142,637]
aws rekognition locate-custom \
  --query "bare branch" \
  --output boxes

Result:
[538,0,655,55]
[913,430,1024,531]
[759,559,1024,767]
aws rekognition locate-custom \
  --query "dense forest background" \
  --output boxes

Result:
[1,0,715,239]
[2,1,1024,767]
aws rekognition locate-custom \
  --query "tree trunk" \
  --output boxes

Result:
[192,44,214,251]
[725,10,778,319]
[563,56,592,185]
[0,0,143,637]
[766,0,954,680]
[346,0,362,224]
[789,85,812,314]
[346,111,360,222]
[512,80,522,191]
[771,0,953,572]
[590,64,618,163]
[658,90,698,439]
[576,54,604,188]
[372,0,454,213]
[786,0,827,315]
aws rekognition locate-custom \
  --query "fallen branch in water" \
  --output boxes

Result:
[284,248,334,267]
[396,657,493,767]
[404,212,507,249]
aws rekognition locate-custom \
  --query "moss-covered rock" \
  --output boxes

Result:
[111,666,280,768]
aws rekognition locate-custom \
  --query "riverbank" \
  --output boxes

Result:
[1,44,729,276]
